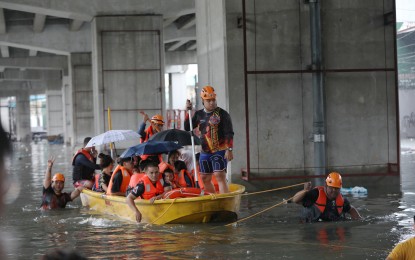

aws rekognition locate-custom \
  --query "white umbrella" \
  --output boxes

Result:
[85,130,140,148]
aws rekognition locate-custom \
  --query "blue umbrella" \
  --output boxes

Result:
[120,140,182,158]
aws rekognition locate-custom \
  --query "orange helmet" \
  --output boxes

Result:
[52,173,65,182]
[325,172,342,188]
[150,114,164,125]
[200,85,216,100]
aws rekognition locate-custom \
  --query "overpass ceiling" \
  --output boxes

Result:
[0,1,196,72]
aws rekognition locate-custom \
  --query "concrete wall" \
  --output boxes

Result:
[91,15,164,136]
[218,0,397,181]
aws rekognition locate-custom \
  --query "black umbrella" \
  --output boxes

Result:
[120,140,183,157]
[149,129,201,146]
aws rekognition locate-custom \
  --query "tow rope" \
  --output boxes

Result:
[224,182,307,226]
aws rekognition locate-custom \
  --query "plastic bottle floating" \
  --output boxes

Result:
[341,186,368,197]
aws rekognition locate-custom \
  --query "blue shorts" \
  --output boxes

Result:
[199,150,227,174]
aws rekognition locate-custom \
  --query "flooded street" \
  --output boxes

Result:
[1,141,415,259]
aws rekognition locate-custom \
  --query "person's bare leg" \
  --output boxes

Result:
[201,174,215,193]
[214,171,228,194]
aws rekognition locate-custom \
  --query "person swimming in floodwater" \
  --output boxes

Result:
[292,172,362,222]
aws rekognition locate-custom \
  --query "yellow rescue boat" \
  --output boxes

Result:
[80,183,245,224]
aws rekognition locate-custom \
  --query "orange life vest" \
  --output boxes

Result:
[159,162,174,174]
[106,165,132,195]
[177,169,194,188]
[93,173,100,191]
[140,125,154,143]
[72,149,94,164]
[72,148,96,182]
[140,175,165,200]
[127,173,146,191]
[314,186,344,214]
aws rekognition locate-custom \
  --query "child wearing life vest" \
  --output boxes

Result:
[163,168,178,190]
[174,160,194,188]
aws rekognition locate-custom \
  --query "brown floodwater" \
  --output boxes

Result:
[1,140,414,259]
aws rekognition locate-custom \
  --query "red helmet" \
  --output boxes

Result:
[52,173,65,182]
[325,172,342,188]
[200,85,216,100]
[150,114,164,125]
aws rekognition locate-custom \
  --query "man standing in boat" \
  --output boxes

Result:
[41,157,84,209]
[184,85,234,194]
[292,172,362,222]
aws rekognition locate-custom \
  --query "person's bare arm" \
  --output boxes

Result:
[140,111,149,123]
[126,193,142,223]
[292,182,312,204]
[70,186,83,200]
[43,157,55,189]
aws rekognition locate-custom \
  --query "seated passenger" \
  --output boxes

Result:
[72,137,100,189]
[106,156,133,196]
[163,168,178,190]
[168,150,181,167]
[126,161,171,223]
[92,153,114,192]
[41,157,83,210]
[174,160,194,188]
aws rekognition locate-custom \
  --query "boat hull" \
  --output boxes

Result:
[80,183,245,224]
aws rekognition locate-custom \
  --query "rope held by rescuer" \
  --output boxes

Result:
[225,194,296,227]
[151,182,306,225]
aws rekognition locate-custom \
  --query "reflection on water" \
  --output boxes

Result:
[0,141,414,259]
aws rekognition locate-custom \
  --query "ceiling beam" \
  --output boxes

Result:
[29,49,38,56]
[177,16,195,30]
[0,45,9,57]
[69,19,84,31]
[33,13,47,33]
[0,56,67,70]
[0,22,91,55]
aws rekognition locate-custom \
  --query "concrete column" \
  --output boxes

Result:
[15,89,31,142]
[69,53,93,145]
[195,0,228,109]
[91,15,164,136]
[62,75,73,145]
[45,89,63,136]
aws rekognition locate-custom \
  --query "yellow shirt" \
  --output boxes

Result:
[388,237,415,260]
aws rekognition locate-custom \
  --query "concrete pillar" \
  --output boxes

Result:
[195,0,228,109]
[45,89,64,136]
[91,16,164,136]
[69,53,93,145]
[15,89,31,142]
[62,75,73,145]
